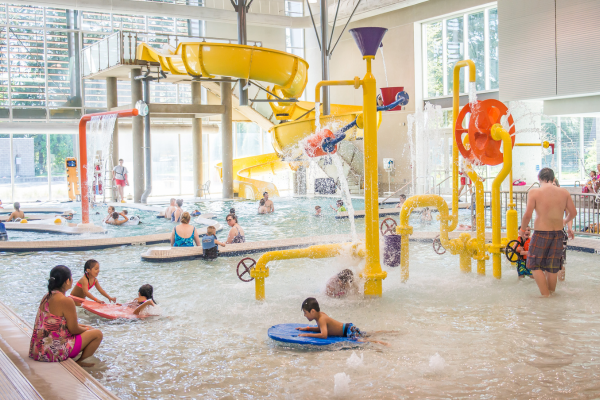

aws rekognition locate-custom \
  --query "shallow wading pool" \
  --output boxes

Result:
[1,243,599,399]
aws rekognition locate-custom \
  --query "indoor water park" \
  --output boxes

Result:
[1,0,600,399]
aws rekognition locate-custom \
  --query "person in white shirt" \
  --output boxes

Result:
[112,159,129,203]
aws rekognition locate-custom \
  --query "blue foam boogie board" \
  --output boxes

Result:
[268,323,359,346]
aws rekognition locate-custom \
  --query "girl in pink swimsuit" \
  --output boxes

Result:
[29,265,103,367]
[70,259,116,304]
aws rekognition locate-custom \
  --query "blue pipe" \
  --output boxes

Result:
[377,90,409,111]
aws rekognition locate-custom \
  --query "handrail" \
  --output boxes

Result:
[526,181,540,192]
[381,179,413,204]
[436,175,452,195]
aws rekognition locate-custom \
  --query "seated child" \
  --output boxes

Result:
[258,199,268,214]
[315,205,322,216]
[325,269,358,298]
[516,226,532,278]
[125,284,158,316]
[202,225,226,259]
[70,259,116,303]
[296,298,387,345]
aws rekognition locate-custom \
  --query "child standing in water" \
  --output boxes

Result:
[258,199,268,214]
[516,226,532,278]
[325,269,358,297]
[70,259,116,304]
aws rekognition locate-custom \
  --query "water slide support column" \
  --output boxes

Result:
[140,79,152,204]
[131,68,144,203]
[106,77,119,202]
[221,81,234,198]
[320,0,330,116]
[236,0,249,106]
[192,80,203,197]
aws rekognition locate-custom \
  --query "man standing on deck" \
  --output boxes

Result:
[112,159,129,203]
[262,192,274,213]
[519,168,576,297]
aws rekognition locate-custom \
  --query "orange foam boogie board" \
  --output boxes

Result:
[69,295,147,320]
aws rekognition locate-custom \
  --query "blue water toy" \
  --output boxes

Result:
[268,323,360,346]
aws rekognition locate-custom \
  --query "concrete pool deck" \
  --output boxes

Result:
[0,301,119,400]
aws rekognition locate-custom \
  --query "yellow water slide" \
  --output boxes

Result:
[136,42,367,197]
[215,153,290,200]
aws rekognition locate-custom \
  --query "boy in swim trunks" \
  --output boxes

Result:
[296,298,388,345]
[519,168,576,297]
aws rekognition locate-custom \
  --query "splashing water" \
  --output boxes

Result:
[346,351,364,368]
[468,81,478,108]
[331,153,357,241]
[429,353,446,373]
[380,47,389,87]
[333,372,351,396]
[87,114,117,201]
[315,102,321,131]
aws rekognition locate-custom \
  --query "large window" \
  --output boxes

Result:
[541,116,599,183]
[423,5,498,98]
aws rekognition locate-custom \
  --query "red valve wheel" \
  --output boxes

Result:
[380,217,397,236]
[468,99,515,166]
[432,235,446,255]
[455,103,477,164]
[236,257,256,282]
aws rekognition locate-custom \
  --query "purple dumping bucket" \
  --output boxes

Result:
[349,27,388,58]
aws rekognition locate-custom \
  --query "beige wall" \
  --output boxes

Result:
[305,0,491,194]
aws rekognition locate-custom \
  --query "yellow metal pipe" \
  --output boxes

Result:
[250,243,349,300]
[465,165,487,275]
[451,60,477,232]
[489,124,513,279]
[314,78,362,103]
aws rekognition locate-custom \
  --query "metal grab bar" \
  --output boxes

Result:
[381,179,413,204]
[526,182,540,192]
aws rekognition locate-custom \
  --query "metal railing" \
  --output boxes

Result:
[81,30,263,78]
[472,191,600,236]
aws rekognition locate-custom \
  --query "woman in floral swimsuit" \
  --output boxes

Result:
[29,265,103,367]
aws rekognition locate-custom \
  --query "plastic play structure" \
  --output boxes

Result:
[396,60,554,280]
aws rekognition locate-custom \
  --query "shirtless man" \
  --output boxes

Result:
[262,192,274,213]
[164,198,176,220]
[519,168,576,297]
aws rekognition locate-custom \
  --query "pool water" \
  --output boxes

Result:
[1,243,599,399]
[5,197,473,242]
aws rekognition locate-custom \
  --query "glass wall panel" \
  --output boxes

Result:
[263,128,274,153]
[583,117,597,172]
[47,30,80,107]
[50,133,77,200]
[541,117,557,170]
[9,5,44,27]
[560,117,581,181]
[151,82,177,103]
[425,22,443,98]
[151,132,180,196]
[84,80,107,109]
[488,8,499,90]
[445,16,464,96]
[0,134,11,203]
[117,81,132,107]
[0,27,7,106]
[81,11,111,32]
[112,14,145,32]
[13,134,49,201]
[468,12,485,91]
[45,8,68,29]
[9,28,46,107]
[178,84,191,104]
[180,132,193,195]
[235,122,261,158]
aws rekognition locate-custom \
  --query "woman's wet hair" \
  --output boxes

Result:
[180,211,191,224]
[112,211,119,219]
[338,269,354,284]
[84,259,98,275]
[14,202,20,210]
[176,199,183,207]
[138,284,156,303]
[553,178,560,187]
[229,208,236,214]
[48,265,72,295]
[259,199,265,206]
[226,213,237,223]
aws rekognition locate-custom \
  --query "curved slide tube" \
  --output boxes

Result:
[215,153,290,200]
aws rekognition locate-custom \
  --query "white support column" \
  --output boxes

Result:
[221,81,234,198]
[107,77,119,201]
[131,68,144,202]
[192,80,203,198]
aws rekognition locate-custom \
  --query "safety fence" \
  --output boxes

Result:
[473,191,600,236]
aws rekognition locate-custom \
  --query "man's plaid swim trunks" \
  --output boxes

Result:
[526,230,564,273]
